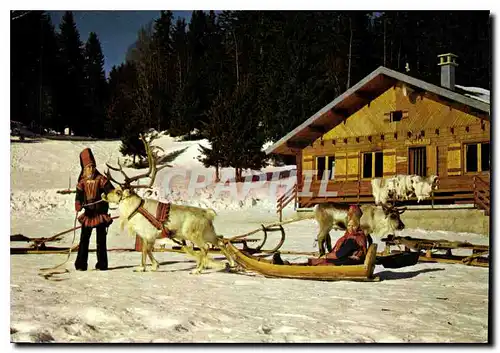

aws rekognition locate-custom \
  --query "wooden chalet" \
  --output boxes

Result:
[268,54,491,216]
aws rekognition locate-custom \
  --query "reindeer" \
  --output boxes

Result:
[101,135,235,274]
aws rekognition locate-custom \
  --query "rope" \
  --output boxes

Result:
[37,199,116,280]
[38,212,79,279]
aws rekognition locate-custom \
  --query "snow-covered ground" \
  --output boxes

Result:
[9,134,490,343]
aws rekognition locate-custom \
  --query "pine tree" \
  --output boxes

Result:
[126,23,163,131]
[106,62,138,137]
[84,32,107,138]
[172,10,211,136]
[120,117,147,164]
[57,11,86,135]
[153,11,174,131]
[201,80,268,182]
[11,11,56,131]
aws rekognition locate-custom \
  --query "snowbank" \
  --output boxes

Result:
[455,84,490,104]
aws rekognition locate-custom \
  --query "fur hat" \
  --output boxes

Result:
[79,148,96,169]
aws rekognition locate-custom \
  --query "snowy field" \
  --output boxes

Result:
[9,134,490,343]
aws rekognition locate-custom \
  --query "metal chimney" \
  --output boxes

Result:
[437,53,458,90]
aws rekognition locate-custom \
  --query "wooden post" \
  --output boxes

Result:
[472,176,477,208]
[293,184,299,211]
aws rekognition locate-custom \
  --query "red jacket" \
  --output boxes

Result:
[326,228,368,261]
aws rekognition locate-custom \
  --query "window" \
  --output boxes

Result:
[481,143,490,172]
[362,153,372,178]
[390,110,403,122]
[362,152,383,178]
[327,156,335,180]
[465,142,490,173]
[465,144,478,172]
[316,157,325,180]
[316,156,335,180]
[374,153,383,177]
[409,147,427,176]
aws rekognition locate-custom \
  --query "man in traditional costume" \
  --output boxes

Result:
[74,148,115,271]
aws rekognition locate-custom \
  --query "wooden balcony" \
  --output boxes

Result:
[296,174,490,210]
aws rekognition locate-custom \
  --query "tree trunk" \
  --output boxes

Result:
[235,167,243,182]
[383,17,386,67]
[178,54,182,84]
[347,17,353,90]
[233,31,239,86]
[397,38,401,70]
[215,164,220,183]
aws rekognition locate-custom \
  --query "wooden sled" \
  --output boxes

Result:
[225,241,379,282]
[11,245,80,255]
[381,236,489,268]
[10,245,139,255]
[10,215,120,253]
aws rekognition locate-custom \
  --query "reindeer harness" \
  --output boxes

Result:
[128,200,172,239]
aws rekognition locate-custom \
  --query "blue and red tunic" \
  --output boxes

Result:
[75,172,114,228]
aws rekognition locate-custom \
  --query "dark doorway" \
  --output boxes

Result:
[409,147,427,176]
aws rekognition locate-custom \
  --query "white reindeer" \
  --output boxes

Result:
[101,135,235,274]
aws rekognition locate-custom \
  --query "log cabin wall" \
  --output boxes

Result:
[299,82,490,198]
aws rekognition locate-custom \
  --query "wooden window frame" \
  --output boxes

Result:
[384,110,409,123]
[326,155,335,181]
[464,141,490,174]
[407,145,427,177]
[390,110,403,122]
[361,151,383,180]
[314,155,336,181]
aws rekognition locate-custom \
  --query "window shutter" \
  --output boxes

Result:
[427,145,438,176]
[346,151,359,181]
[447,143,462,176]
[302,154,314,183]
[383,149,396,177]
[302,155,313,170]
[335,152,347,181]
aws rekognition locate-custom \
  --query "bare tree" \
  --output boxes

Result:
[347,17,353,90]
[126,24,162,130]
[11,10,32,21]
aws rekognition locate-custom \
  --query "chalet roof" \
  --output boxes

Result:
[265,66,490,156]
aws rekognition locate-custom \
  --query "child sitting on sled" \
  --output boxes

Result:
[273,205,370,266]
[312,205,369,265]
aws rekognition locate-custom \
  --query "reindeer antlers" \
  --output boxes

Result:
[106,134,170,190]
[381,203,407,214]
